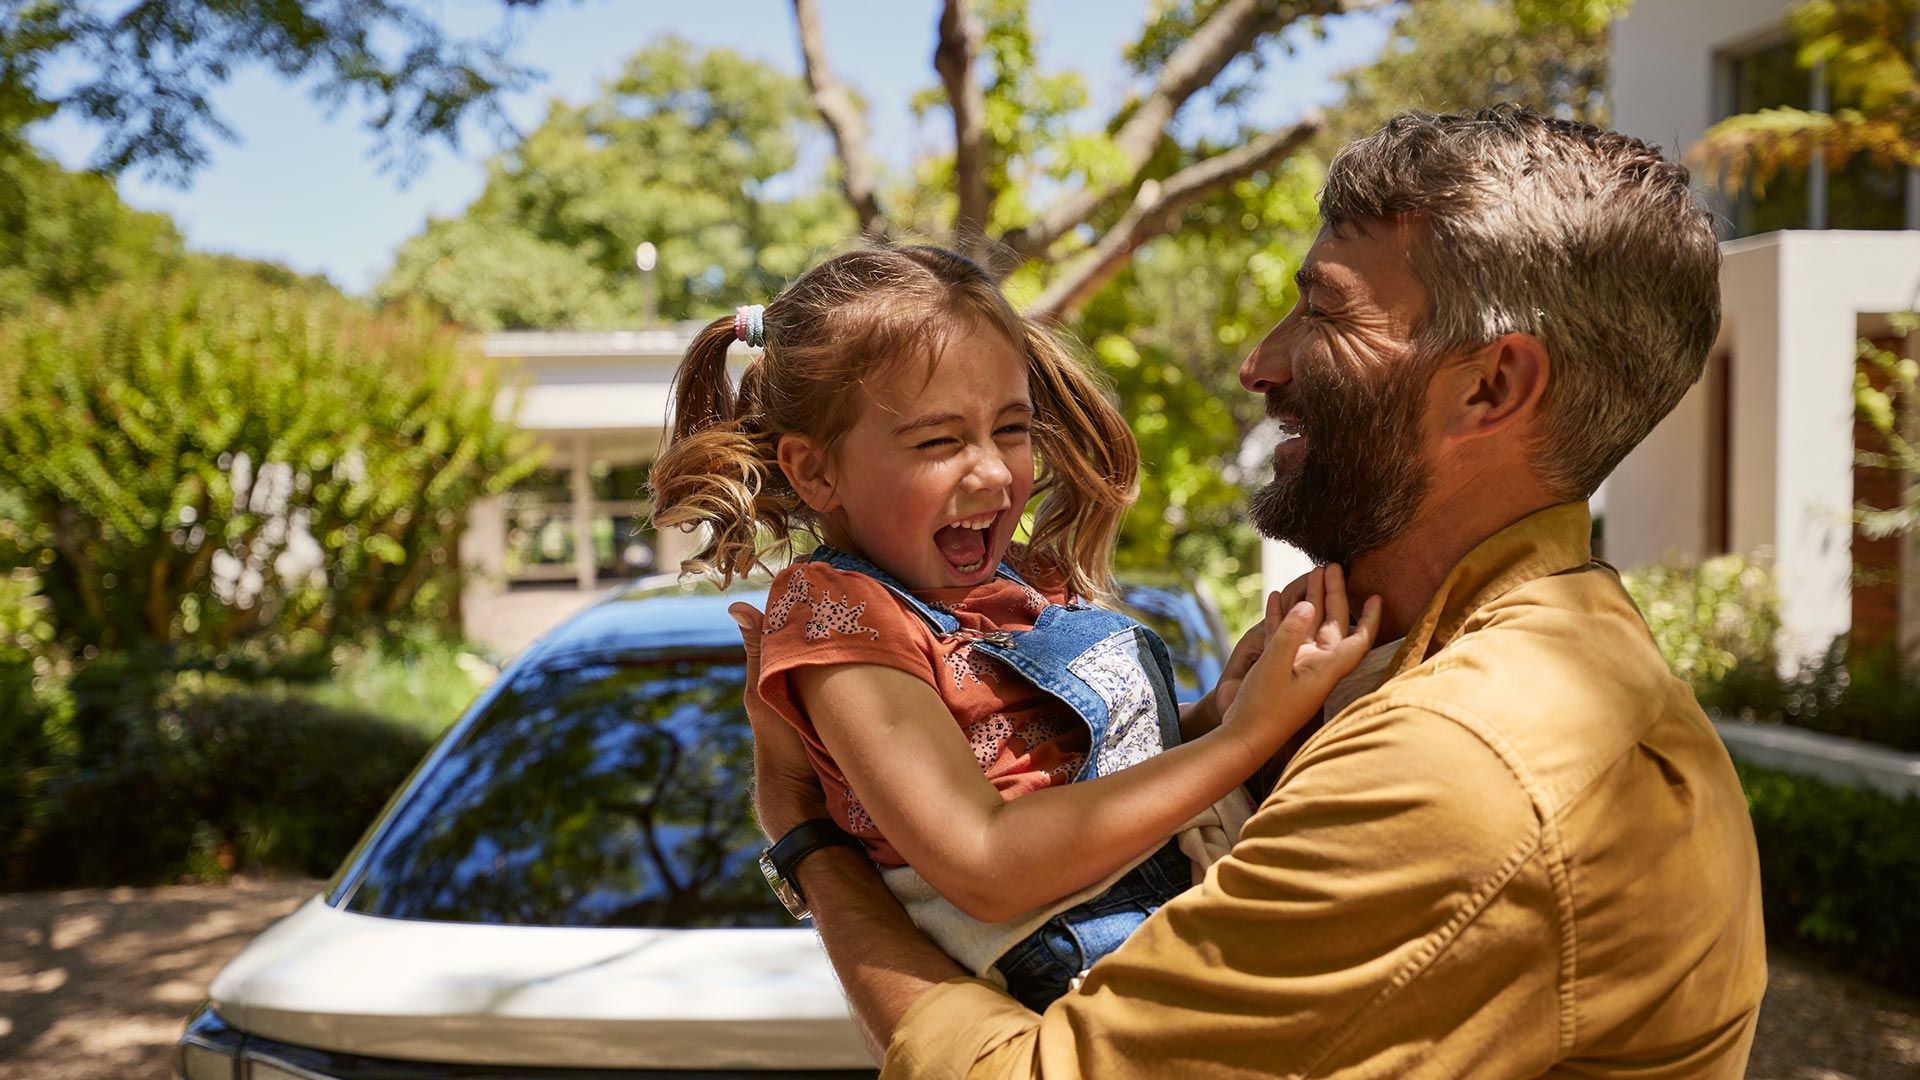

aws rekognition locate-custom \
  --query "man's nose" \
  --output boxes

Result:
[1241,330,1292,394]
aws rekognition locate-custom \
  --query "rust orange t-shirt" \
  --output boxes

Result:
[756,559,1092,867]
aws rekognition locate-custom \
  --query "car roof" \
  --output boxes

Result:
[519,574,770,669]
[516,568,1223,675]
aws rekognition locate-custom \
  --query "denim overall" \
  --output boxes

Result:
[803,546,1192,1009]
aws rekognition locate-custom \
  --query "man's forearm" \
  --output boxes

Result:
[794,845,970,1061]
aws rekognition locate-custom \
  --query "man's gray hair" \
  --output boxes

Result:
[1320,104,1721,499]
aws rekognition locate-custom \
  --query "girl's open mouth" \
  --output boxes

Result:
[934,511,1001,575]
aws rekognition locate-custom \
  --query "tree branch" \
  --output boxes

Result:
[1026,113,1324,322]
[792,0,888,237]
[1004,0,1390,263]
[935,0,992,262]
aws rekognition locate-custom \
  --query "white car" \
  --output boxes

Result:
[180,574,1227,1078]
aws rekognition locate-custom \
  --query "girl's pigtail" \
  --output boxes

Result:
[649,317,779,584]
[1022,323,1139,602]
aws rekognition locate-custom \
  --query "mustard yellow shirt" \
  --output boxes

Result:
[884,503,1767,1079]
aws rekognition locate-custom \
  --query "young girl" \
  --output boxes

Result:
[650,246,1378,1010]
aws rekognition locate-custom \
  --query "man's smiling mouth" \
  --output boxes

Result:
[1272,411,1309,464]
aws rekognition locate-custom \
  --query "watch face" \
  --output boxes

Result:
[759,850,810,919]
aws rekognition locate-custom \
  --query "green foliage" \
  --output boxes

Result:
[7,676,431,888]
[0,570,73,874]
[1621,554,1781,688]
[1693,0,1920,192]
[1714,642,1920,753]
[379,38,853,329]
[0,148,185,317]
[1739,762,1920,993]
[0,622,481,886]
[1622,555,1920,751]
[1853,313,1920,541]
[0,0,541,180]
[1071,157,1325,625]
[901,0,1101,242]
[1509,0,1635,34]
[183,631,492,741]
[1322,0,1610,149]
[0,274,543,658]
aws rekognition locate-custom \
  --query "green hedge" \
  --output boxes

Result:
[1715,642,1920,753]
[4,663,431,889]
[0,274,542,662]
[1620,554,1779,689]
[1740,763,1920,993]
[1622,555,1920,751]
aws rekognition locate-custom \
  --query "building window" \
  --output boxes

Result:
[1725,38,1912,237]
[504,461,658,583]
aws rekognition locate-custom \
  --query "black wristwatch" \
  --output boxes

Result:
[758,818,863,919]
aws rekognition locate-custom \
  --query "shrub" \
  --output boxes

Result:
[1713,641,1920,752]
[1739,763,1920,994]
[0,570,72,869]
[8,675,431,888]
[1620,554,1780,688]
[1621,556,1920,749]
[0,274,543,662]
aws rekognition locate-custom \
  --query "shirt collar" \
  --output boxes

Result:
[1385,501,1596,679]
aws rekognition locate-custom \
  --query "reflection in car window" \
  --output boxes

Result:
[343,652,784,928]
[1116,588,1223,700]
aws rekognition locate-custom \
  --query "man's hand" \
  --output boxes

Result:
[728,603,966,1063]
[729,601,830,842]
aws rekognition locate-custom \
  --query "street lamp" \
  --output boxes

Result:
[634,241,658,326]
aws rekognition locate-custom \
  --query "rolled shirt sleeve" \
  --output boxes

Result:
[883,704,1565,1080]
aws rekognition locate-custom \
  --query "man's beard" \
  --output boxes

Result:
[1248,353,1433,566]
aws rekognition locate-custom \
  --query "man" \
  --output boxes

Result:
[733,105,1767,1077]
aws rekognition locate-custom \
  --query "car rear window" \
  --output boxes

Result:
[340,652,784,928]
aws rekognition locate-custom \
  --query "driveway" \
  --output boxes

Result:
[1,879,1915,1078]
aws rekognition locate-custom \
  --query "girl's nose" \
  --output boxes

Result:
[964,448,1013,491]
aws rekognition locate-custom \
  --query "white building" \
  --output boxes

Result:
[459,325,717,651]
[1605,0,1920,661]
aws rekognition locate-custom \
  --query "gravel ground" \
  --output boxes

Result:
[1,879,1916,1079]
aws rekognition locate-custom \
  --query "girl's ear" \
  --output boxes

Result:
[777,433,840,513]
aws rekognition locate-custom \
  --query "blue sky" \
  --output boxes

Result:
[31,1,1395,295]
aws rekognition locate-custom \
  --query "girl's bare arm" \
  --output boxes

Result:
[795,568,1378,922]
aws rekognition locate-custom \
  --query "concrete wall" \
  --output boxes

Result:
[1611,0,1787,167]
[1607,232,1920,661]
[1602,361,1718,569]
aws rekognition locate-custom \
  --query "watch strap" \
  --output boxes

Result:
[767,818,862,886]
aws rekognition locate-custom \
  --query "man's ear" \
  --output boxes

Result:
[1440,332,1550,441]
[777,433,840,513]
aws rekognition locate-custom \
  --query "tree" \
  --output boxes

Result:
[0,146,185,317]
[378,39,854,329]
[1321,0,1608,147]
[798,0,1375,321]
[1691,0,1919,196]
[0,0,544,181]
[0,274,542,656]
[1074,156,1323,611]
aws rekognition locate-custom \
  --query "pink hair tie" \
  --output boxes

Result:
[734,305,765,347]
